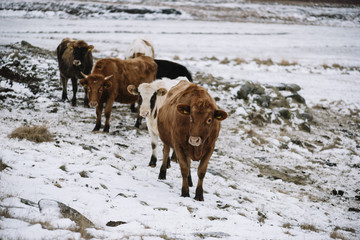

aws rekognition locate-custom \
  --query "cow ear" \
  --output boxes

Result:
[127,85,138,95]
[88,45,94,51]
[157,88,167,96]
[214,110,228,121]
[177,104,190,115]
[67,43,73,50]
[79,78,88,88]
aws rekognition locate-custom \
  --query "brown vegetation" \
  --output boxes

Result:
[8,125,53,143]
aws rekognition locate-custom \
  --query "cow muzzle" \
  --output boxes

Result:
[73,60,81,66]
[188,136,202,147]
[140,110,150,117]
[89,101,98,107]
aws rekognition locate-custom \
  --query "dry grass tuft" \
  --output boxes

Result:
[300,223,319,232]
[330,231,347,240]
[8,125,53,143]
[254,58,274,66]
[278,60,298,66]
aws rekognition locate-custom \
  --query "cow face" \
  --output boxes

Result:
[177,102,227,147]
[68,43,94,68]
[79,74,113,107]
[128,84,167,117]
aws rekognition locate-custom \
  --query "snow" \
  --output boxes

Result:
[1,1,360,240]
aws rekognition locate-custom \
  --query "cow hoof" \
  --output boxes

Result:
[92,125,101,132]
[149,156,156,167]
[194,194,204,201]
[181,191,190,198]
[71,100,77,106]
[158,170,166,180]
[195,187,204,201]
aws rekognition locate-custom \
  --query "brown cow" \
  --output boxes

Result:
[157,80,228,201]
[57,38,94,106]
[79,56,157,132]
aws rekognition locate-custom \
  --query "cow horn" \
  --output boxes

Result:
[80,72,88,78]
[104,75,113,81]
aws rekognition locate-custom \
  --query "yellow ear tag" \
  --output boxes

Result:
[70,46,73,50]
[88,48,92,51]
[216,115,222,119]
[184,110,189,114]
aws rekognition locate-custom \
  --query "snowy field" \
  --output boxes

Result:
[1,1,360,239]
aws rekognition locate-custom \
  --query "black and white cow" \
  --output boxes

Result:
[127,77,188,167]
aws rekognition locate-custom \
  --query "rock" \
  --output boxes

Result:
[38,199,95,229]
[236,82,265,100]
[299,122,311,132]
[254,95,271,108]
[278,109,291,120]
[236,84,252,100]
[298,112,313,121]
[286,93,306,104]
[272,83,301,92]
[106,221,127,227]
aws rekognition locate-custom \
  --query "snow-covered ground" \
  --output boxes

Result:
[1,1,359,239]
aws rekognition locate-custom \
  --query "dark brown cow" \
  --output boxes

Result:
[57,38,94,106]
[79,56,157,132]
[157,80,228,201]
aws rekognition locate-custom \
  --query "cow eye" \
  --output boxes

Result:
[206,118,212,124]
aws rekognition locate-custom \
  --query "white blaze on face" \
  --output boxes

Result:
[137,84,157,117]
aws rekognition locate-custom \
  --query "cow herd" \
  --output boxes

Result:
[56,38,227,201]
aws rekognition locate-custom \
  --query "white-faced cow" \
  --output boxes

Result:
[57,38,94,106]
[124,38,155,59]
[157,80,228,201]
[79,56,157,132]
[127,77,188,168]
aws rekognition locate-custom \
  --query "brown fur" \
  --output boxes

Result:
[79,56,157,132]
[57,38,94,106]
[157,80,227,201]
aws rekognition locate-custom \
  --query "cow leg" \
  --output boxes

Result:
[103,101,114,132]
[83,87,89,108]
[93,104,103,131]
[130,103,137,113]
[180,159,191,198]
[71,77,77,106]
[135,115,142,128]
[194,152,212,201]
[61,76,68,101]
[170,151,177,162]
[149,131,157,167]
[175,149,190,198]
[158,144,170,180]
[188,169,193,187]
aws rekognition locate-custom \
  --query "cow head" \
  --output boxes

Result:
[128,84,167,117]
[68,40,94,68]
[177,100,227,147]
[79,73,113,107]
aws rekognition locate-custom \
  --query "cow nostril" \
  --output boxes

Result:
[141,111,149,117]
[188,136,202,146]
[73,60,81,66]
[89,101,98,107]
